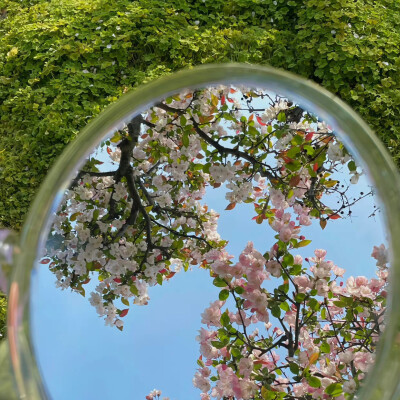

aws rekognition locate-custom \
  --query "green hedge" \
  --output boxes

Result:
[0,0,399,232]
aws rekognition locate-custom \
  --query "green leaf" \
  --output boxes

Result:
[347,160,357,171]
[283,253,294,266]
[333,300,346,308]
[325,383,343,397]
[320,342,330,354]
[287,146,300,159]
[110,132,122,143]
[303,145,315,155]
[277,111,286,122]
[279,301,290,312]
[321,307,327,320]
[248,126,259,136]
[289,362,300,375]
[211,340,225,349]
[182,132,190,147]
[213,277,227,287]
[291,264,302,275]
[308,298,320,311]
[219,289,230,301]
[295,293,306,303]
[70,212,80,221]
[231,347,241,358]
[296,240,312,248]
[271,305,281,318]
[92,209,100,222]
[307,376,321,388]
[121,298,130,307]
[220,312,230,327]
[156,273,163,285]
[234,286,245,295]
[292,135,303,145]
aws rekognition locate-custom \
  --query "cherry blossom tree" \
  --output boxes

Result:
[42,85,387,399]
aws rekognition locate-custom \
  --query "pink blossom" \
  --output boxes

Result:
[193,371,211,392]
[238,357,254,379]
[293,275,311,293]
[314,248,327,260]
[201,300,224,327]
[371,244,388,268]
[266,260,282,277]
[353,352,374,372]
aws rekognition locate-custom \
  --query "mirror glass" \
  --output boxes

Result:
[30,84,388,400]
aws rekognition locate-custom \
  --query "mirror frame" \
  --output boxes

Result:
[6,63,400,400]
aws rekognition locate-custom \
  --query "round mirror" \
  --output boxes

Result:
[6,64,400,400]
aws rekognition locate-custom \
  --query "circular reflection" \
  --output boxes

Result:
[31,85,388,400]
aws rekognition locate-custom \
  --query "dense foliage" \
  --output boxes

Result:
[0,293,6,340]
[0,0,399,231]
[42,86,387,399]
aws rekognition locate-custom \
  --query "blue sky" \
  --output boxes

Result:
[29,171,386,400]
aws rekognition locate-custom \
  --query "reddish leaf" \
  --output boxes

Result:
[221,95,226,106]
[225,202,236,210]
[107,147,112,155]
[253,186,263,192]
[305,132,314,141]
[256,116,266,126]
[309,352,319,365]
[248,114,254,122]
[119,309,129,318]
[256,214,264,224]
[322,136,334,144]
[230,88,237,94]
[131,276,137,282]
[329,214,341,220]
[283,156,294,164]
[113,278,121,283]
[227,97,234,103]
[313,163,319,172]
[233,160,241,166]
[156,254,163,262]
[82,278,91,285]
[320,219,327,229]
[254,360,269,365]
[40,258,51,264]
[289,175,301,187]
[93,261,102,270]
[213,183,222,188]
[166,272,176,279]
